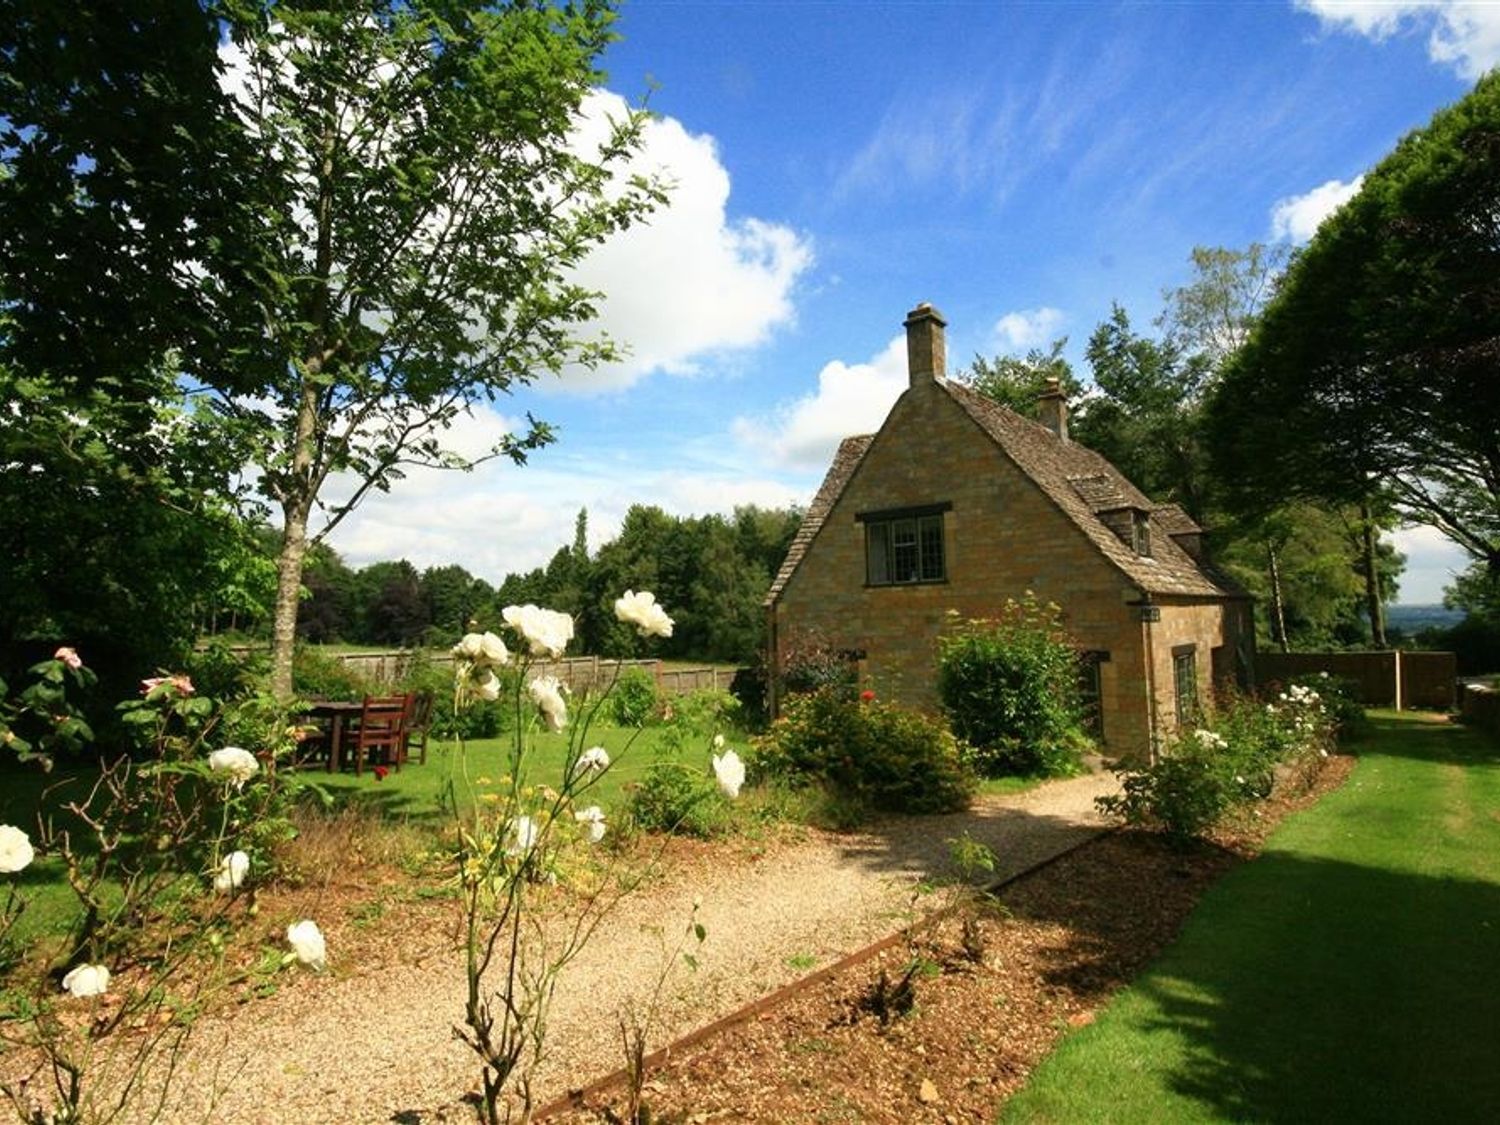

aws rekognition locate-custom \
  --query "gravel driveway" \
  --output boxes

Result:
[162,770,1117,1123]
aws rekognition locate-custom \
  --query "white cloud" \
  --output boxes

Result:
[1297,1,1500,79]
[1390,523,1473,603]
[327,442,808,584]
[992,307,1066,352]
[731,335,909,470]
[1270,175,1366,242]
[562,92,814,391]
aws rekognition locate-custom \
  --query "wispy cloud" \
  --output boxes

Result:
[1269,175,1366,241]
[1296,1,1500,78]
[830,30,1140,208]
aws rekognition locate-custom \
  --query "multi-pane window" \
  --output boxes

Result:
[1132,512,1152,557]
[861,504,948,586]
[1077,651,1108,739]
[1173,645,1199,726]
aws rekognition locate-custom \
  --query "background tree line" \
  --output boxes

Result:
[283,505,801,664]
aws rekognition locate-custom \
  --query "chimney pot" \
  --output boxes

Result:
[1037,376,1069,442]
[903,302,947,388]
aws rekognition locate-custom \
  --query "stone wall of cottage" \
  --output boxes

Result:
[774,379,1173,759]
[1147,600,1239,745]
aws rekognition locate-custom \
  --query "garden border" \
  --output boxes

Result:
[536,825,1114,1119]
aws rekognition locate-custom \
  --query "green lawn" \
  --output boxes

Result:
[1001,711,1500,1123]
[311,721,729,821]
[0,721,732,943]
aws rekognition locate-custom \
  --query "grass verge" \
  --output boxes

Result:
[1000,711,1500,1123]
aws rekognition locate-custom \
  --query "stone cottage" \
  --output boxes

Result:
[765,302,1254,760]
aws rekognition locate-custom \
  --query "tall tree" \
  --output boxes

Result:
[958,339,1083,420]
[1209,73,1500,606]
[2,1,664,697]
[1072,305,1213,522]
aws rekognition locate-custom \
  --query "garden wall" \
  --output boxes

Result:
[1257,650,1456,710]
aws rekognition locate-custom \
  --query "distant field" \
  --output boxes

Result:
[1386,603,1464,633]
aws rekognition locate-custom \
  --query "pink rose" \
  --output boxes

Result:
[54,647,82,670]
[141,674,195,697]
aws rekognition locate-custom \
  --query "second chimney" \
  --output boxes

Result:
[903,302,947,388]
[1037,376,1069,442]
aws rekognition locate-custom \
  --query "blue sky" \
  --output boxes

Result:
[328,0,1495,603]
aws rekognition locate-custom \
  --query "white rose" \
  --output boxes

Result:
[214,850,250,894]
[207,747,259,789]
[286,920,327,971]
[573,805,606,844]
[613,590,674,639]
[712,750,745,800]
[0,825,35,874]
[62,963,110,998]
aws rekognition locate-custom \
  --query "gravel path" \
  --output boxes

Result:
[165,770,1117,1123]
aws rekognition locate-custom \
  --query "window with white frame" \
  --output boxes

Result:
[859,503,950,586]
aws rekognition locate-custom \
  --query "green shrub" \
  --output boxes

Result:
[752,688,974,816]
[779,631,858,700]
[606,666,658,727]
[184,641,265,702]
[292,645,374,701]
[1096,740,1239,846]
[729,660,770,730]
[935,598,1089,777]
[624,762,726,837]
[396,658,515,740]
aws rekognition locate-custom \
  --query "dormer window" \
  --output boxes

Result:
[1133,512,1152,557]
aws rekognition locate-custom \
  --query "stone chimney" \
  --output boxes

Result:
[903,302,947,388]
[1037,376,1068,442]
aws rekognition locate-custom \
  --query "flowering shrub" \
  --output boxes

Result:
[753,688,975,816]
[1098,684,1340,844]
[0,649,97,770]
[935,598,1090,777]
[446,589,696,1123]
[778,630,859,700]
[0,649,330,1123]
[1288,672,1369,741]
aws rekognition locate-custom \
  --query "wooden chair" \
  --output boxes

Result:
[348,694,410,775]
[403,690,435,766]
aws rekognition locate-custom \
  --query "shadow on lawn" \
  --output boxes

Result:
[1001,715,1500,1122]
[1353,710,1500,767]
[1127,852,1500,1121]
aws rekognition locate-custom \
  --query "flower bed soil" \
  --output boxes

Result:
[546,754,1355,1124]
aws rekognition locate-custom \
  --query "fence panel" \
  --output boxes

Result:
[327,651,744,699]
[1256,650,1456,710]
[1402,652,1458,710]
[1460,683,1500,739]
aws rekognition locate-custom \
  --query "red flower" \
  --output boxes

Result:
[860,690,876,702]
[373,766,390,782]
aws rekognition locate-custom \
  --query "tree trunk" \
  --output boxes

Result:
[1267,543,1290,654]
[269,500,311,699]
[1360,499,1387,649]
[268,380,324,699]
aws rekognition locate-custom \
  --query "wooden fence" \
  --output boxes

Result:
[331,650,743,698]
[1459,682,1500,739]
[1256,650,1457,710]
